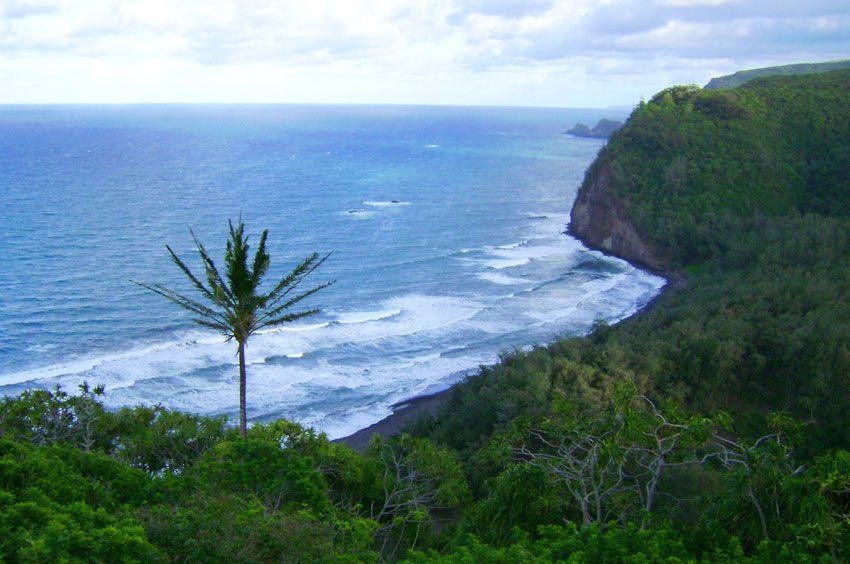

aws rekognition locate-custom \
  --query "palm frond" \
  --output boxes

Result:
[255,309,321,331]
[225,219,254,301]
[194,318,235,338]
[263,252,333,308]
[255,280,334,328]
[135,219,331,439]
[164,245,216,303]
[131,281,229,328]
[250,229,270,289]
[190,227,236,307]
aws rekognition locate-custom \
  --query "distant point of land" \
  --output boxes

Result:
[564,118,623,139]
[704,59,850,89]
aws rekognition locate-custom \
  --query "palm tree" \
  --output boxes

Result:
[134,219,332,438]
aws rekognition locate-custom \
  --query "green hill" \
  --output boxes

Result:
[705,59,850,89]
[572,68,850,268]
[409,68,850,558]
[563,68,850,445]
[2,69,850,562]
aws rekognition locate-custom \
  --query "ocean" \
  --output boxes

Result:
[0,104,664,439]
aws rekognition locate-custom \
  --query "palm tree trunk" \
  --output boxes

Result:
[238,340,247,438]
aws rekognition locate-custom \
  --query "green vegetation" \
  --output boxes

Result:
[403,69,850,559]
[134,219,332,438]
[705,59,850,89]
[587,70,850,266]
[3,69,850,561]
[0,386,475,561]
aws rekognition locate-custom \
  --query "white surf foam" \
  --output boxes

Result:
[335,308,403,324]
[483,257,531,269]
[363,200,411,207]
[477,272,531,286]
[1,204,666,445]
[0,330,226,388]
[341,209,375,219]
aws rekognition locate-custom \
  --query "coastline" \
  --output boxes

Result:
[335,388,453,450]
[335,261,676,451]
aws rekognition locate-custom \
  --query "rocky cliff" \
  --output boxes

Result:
[565,118,624,139]
[569,161,665,272]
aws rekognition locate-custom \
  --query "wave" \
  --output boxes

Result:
[0,270,665,442]
[262,321,331,334]
[334,308,403,324]
[483,257,531,270]
[341,208,375,219]
[497,240,529,250]
[0,332,219,388]
[363,200,411,207]
[0,212,665,443]
[476,272,531,286]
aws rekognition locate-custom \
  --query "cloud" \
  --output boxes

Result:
[0,0,848,105]
[447,0,850,71]
[447,0,554,23]
[0,0,56,19]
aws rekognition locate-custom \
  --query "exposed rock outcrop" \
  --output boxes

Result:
[569,162,666,272]
[565,118,623,139]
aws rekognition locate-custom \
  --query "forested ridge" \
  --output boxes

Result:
[2,70,850,562]
[704,60,850,90]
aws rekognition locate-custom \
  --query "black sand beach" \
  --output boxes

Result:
[335,388,452,450]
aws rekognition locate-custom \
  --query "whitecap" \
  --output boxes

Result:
[497,240,528,250]
[363,200,411,207]
[335,308,403,324]
[341,209,375,219]
[262,321,330,334]
[477,272,531,286]
[483,257,531,269]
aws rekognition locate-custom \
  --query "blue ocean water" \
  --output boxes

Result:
[0,104,664,438]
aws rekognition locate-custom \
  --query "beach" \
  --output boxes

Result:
[335,387,453,450]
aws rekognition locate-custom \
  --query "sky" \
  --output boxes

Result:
[1,0,848,107]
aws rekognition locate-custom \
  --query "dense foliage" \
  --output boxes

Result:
[587,69,850,266]
[0,386,474,561]
[404,70,850,559]
[3,70,849,561]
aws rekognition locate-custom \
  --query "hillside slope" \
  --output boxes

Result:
[571,69,850,270]
[705,59,850,89]
[426,69,850,457]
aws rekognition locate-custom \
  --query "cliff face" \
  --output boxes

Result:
[569,162,665,271]
[566,118,624,139]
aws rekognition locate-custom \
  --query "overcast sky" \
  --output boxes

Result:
[1,0,848,107]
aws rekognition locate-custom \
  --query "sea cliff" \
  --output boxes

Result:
[569,161,664,271]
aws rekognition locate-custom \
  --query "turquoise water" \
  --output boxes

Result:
[0,104,663,438]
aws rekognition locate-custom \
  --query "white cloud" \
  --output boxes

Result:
[656,0,738,6]
[0,0,848,106]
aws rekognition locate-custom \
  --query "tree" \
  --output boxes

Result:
[134,219,332,438]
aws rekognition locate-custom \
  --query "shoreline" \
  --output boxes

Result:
[334,388,453,450]
[336,266,676,451]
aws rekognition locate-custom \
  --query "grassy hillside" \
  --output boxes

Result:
[705,60,850,89]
